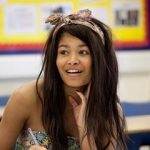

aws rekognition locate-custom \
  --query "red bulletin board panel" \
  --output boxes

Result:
[0,0,149,53]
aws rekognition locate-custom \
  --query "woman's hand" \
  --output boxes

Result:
[68,83,91,138]
[29,145,47,150]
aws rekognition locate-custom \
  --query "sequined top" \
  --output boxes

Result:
[15,130,80,150]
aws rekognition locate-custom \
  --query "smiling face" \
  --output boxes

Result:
[56,32,92,89]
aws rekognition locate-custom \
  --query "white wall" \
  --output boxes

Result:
[117,51,150,102]
[0,54,42,95]
[0,50,150,102]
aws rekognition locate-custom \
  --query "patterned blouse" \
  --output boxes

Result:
[15,130,80,150]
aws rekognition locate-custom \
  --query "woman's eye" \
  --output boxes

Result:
[59,50,68,55]
[79,50,90,55]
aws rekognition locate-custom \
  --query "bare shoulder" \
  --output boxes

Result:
[0,80,42,148]
[15,80,38,101]
[8,81,37,108]
[3,79,43,120]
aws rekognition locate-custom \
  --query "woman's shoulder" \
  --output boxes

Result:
[0,80,43,148]
[14,80,38,100]
[7,80,42,112]
[2,80,42,122]
[12,79,42,101]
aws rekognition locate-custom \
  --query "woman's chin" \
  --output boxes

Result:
[64,83,88,92]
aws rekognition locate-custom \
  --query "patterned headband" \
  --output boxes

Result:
[45,9,105,44]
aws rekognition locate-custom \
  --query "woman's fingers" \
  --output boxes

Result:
[68,95,79,108]
[68,91,81,105]
[68,82,91,107]
[75,91,86,119]
[75,91,86,105]
[84,82,91,99]
[29,145,47,150]
[74,82,91,102]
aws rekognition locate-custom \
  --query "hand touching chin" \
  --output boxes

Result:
[29,145,47,150]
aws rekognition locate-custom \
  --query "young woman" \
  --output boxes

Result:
[0,9,127,149]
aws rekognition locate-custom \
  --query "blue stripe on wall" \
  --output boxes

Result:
[0,96,150,117]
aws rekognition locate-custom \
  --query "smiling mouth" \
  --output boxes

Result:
[66,69,82,74]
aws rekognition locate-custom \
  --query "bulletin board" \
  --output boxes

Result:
[111,0,150,50]
[0,0,149,53]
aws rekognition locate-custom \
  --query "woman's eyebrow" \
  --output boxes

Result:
[58,44,88,48]
[78,44,88,48]
[58,44,69,48]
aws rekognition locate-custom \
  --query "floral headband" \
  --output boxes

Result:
[45,9,104,44]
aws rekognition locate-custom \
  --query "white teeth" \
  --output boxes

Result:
[67,69,81,73]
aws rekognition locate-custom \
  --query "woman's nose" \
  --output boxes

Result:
[67,56,80,65]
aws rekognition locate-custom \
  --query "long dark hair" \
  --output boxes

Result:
[36,17,127,149]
